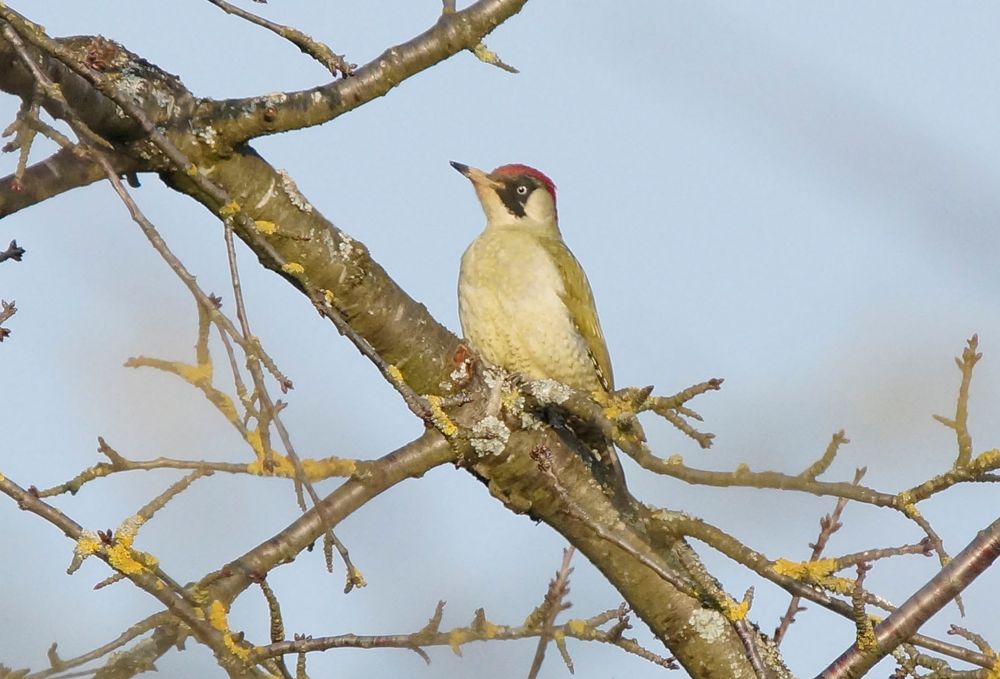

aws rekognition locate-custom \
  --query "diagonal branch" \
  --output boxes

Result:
[205,0,529,145]
[817,515,1000,679]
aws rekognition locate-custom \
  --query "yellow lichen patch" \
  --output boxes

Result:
[987,654,1000,679]
[475,616,500,639]
[117,515,145,544]
[105,515,149,576]
[856,620,877,652]
[177,361,212,385]
[972,449,1000,472]
[323,289,337,306]
[207,600,227,629]
[207,599,252,662]
[386,364,405,385]
[254,220,277,235]
[69,530,103,574]
[666,454,684,465]
[300,456,357,480]
[185,164,200,177]
[107,543,145,575]
[218,201,241,217]
[900,502,922,521]
[426,395,458,437]
[602,402,623,422]
[213,392,241,427]
[0,472,5,482]
[246,449,296,477]
[347,565,367,589]
[823,577,855,595]
[448,628,471,656]
[565,618,588,636]
[773,557,837,581]
[75,533,101,559]
[191,587,210,606]
[720,595,750,622]
[244,428,268,459]
[281,262,305,275]
[500,388,523,413]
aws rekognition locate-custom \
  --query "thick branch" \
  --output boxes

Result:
[0,146,137,217]
[205,0,529,145]
[209,430,455,604]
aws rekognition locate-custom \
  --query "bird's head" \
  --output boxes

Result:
[451,161,558,233]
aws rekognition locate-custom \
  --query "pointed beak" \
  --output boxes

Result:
[450,161,501,189]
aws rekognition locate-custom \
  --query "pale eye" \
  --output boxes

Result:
[516,185,529,196]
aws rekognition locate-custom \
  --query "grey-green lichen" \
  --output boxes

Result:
[688,608,726,643]
[471,415,510,456]
[279,169,313,213]
[525,378,572,405]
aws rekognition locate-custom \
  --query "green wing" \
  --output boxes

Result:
[542,237,615,392]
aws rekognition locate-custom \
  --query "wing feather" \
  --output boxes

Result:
[542,238,614,392]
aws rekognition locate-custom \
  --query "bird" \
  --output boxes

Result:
[452,161,625,489]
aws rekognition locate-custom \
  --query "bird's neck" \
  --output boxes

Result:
[485,218,561,239]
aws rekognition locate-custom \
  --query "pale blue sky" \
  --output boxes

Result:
[3,2,1000,677]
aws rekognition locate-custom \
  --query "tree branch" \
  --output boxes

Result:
[0,146,136,218]
[205,0,529,145]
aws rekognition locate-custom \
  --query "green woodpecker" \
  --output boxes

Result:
[453,161,623,485]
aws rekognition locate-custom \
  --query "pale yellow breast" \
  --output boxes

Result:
[458,229,606,394]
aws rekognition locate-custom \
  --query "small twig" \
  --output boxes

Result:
[254,600,675,670]
[526,547,575,679]
[530,445,697,597]
[932,334,980,468]
[799,431,850,481]
[311,290,433,422]
[850,562,875,652]
[947,624,994,657]
[832,538,934,570]
[775,467,863,645]
[138,468,210,521]
[0,239,26,263]
[639,377,724,449]
[206,0,355,78]
[20,612,170,679]
[0,299,16,341]
[471,42,519,73]
[258,578,293,679]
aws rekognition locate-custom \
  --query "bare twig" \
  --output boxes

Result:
[206,0,355,77]
[526,547,575,679]
[0,239,25,263]
[799,431,850,481]
[933,335,980,468]
[775,467,863,645]
[0,298,16,341]
[254,599,675,670]
[530,445,696,596]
